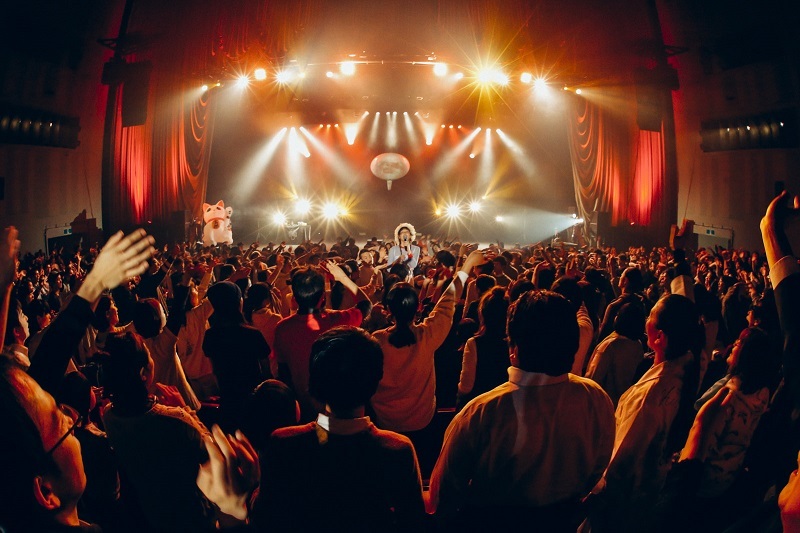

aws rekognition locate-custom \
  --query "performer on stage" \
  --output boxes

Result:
[387,222,421,274]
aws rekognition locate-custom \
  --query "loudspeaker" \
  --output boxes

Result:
[168,210,189,243]
[596,211,612,237]
[122,62,152,127]
[636,84,662,132]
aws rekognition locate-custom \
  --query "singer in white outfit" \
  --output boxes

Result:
[387,222,421,274]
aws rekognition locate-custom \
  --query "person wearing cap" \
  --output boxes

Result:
[387,223,421,275]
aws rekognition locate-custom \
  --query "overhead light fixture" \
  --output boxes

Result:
[254,68,267,81]
[340,61,356,76]
[433,63,448,77]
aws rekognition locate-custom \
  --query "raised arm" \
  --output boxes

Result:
[0,227,20,347]
[30,230,155,394]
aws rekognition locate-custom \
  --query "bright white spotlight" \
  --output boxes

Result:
[469,153,475,159]
[454,72,464,80]
[575,88,582,95]
[445,204,461,218]
[276,70,295,84]
[344,123,358,145]
[295,199,311,216]
[272,212,287,225]
[533,78,548,92]
[575,218,585,224]
[288,128,310,158]
[326,71,334,78]
[322,202,340,219]
[433,63,448,77]
[235,76,249,88]
[254,68,267,81]
[340,61,356,76]
[201,84,208,92]
[478,68,509,86]
[495,215,504,222]
[520,72,533,84]
[469,201,482,213]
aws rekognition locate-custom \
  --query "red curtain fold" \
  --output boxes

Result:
[567,96,632,226]
[630,128,665,226]
[567,94,666,233]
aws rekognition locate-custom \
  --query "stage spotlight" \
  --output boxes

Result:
[276,70,295,84]
[478,68,509,86]
[322,202,341,220]
[235,75,249,88]
[254,68,267,81]
[433,63,448,77]
[449,125,454,129]
[575,88,582,95]
[344,124,359,145]
[454,72,464,80]
[201,84,208,92]
[272,212,287,226]
[520,72,533,84]
[469,201,482,213]
[469,153,475,159]
[295,198,311,216]
[340,61,356,76]
[288,127,310,158]
[445,204,461,219]
[426,140,433,146]
[495,215,504,222]
[533,78,548,92]
[434,208,442,216]
[441,124,446,128]
[326,71,334,78]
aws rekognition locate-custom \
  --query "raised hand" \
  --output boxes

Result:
[78,229,155,302]
[197,425,259,521]
[0,226,20,289]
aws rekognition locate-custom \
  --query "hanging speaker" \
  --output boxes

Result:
[122,62,152,127]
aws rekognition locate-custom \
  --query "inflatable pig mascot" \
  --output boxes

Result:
[202,200,234,246]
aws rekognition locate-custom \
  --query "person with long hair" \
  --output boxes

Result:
[370,250,485,433]
[456,287,509,410]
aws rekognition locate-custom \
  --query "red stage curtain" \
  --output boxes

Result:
[567,94,665,233]
[630,128,665,227]
[104,0,320,231]
[567,95,633,227]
